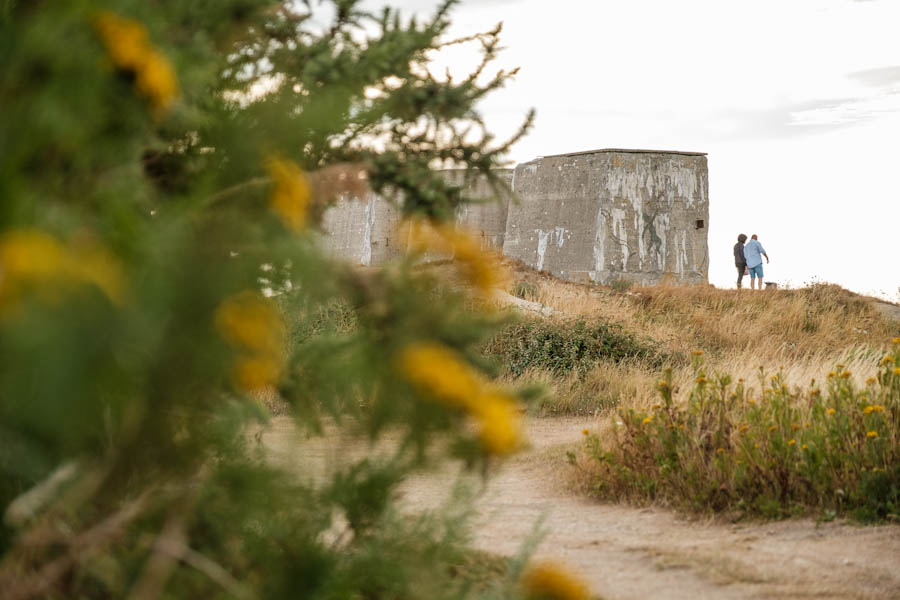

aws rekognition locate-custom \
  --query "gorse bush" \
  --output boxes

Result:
[581,340,900,521]
[0,1,601,598]
[486,318,663,378]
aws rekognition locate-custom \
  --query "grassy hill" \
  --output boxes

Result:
[489,263,900,520]
[491,261,900,416]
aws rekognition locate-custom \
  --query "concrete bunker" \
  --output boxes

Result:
[503,149,709,285]
[320,148,709,286]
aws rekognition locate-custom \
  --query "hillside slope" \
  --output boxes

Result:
[493,260,900,414]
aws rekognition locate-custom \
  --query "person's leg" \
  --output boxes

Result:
[737,265,744,289]
[749,264,763,289]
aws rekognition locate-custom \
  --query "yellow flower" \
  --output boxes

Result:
[266,157,312,232]
[863,405,885,415]
[215,291,285,392]
[93,12,179,113]
[134,50,179,113]
[0,229,125,311]
[866,431,878,439]
[810,388,821,397]
[827,371,837,379]
[738,424,750,433]
[0,230,66,309]
[826,408,836,415]
[522,561,590,600]
[754,443,760,449]
[866,377,877,386]
[801,444,808,450]
[839,370,851,379]
[892,337,900,345]
[716,448,725,454]
[69,237,126,305]
[691,350,704,357]
[233,356,283,392]
[894,367,900,376]
[93,12,149,69]
[881,356,894,366]
[657,380,669,389]
[404,219,508,294]
[738,378,745,384]
[472,392,521,455]
[642,416,653,425]
[788,439,796,446]
[769,375,778,382]
[695,376,707,385]
[397,342,482,410]
[582,428,589,436]
[651,403,661,410]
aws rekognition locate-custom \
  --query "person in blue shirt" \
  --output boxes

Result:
[742,234,769,290]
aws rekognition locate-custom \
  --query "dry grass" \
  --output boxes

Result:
[501,260,900,417]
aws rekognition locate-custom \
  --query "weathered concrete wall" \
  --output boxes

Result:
[319,192,403,266]
[320,170,512,264]
[447,169,513,250]
[503,149,708,285]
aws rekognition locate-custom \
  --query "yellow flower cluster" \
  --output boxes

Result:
[0,229,125,313]
[403,218,509,294]
[881,356,894,366]
[863,405,885,414]
[893,337,900,345]
[521,561,590,600]
[641,416,653,425]
[93,12,179,114]
[215,291,285,392]
[894,367,900,376]
[866,431,879,439]
[826,408,836,415]
[397,341,521,455]
[266,157,312,232]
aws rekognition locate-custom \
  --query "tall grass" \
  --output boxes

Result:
[499,264,899,417]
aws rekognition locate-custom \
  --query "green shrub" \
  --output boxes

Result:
[582,341,900,521]
[513,280,539,301]
[608,278,633,293]
[485,318,662,377]
[0,1,553,598]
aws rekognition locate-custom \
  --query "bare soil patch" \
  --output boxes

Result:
[261,416,900,600]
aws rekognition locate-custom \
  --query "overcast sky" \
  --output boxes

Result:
[364,0,900,299]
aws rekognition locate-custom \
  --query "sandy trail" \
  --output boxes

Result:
[261,416,900,600]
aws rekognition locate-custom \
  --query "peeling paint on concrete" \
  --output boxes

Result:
[322,149,709,287]
[504,149,708,286]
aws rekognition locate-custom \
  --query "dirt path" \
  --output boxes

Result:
[262,416,900,600]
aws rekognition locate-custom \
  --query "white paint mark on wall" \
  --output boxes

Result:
[611,207,629,271]
[591,204,606,282]
[536,230,551,271]
[654,213,670,271]
[361,196,374,266]
[554,226,567,248]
